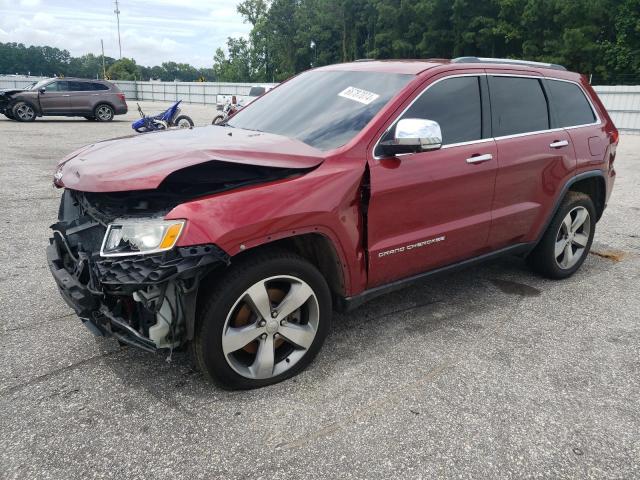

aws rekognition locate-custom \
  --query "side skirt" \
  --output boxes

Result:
[336,243,532,312]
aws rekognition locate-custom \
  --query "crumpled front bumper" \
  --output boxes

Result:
[47,234,229,349]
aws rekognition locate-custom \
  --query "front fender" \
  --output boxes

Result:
[165,163,368,295]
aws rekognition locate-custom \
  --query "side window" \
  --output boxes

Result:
[547,80,595,127]
[48,81,69,92]
[489,76,549,137]
[69,81,90,91]
[91,83,110,91]
[391,76,483,146]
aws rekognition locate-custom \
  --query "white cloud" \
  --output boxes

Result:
[0,0,251,67]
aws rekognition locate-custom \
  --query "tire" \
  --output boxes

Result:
[4,110,15,120]
[527,191,596,279]
[212,115,224,125]
[93,104,114,122]
[174,115,194,129]
[12,101,36,122]
[194,249,332,390]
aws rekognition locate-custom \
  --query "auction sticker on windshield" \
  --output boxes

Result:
[338,86,380,105]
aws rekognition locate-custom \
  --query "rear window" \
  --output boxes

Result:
[490,76,549,137]
[547,80,595,127]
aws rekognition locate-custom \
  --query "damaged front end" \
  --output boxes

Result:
[47,189,229,352]
[0,89,20,115]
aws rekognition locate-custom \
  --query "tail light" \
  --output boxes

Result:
[610,129,619,145]
[117,93,126,102]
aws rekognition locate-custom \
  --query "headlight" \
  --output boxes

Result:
[100,219,185,257]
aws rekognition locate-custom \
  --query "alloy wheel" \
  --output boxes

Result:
[96,105,113,121]
[221,275,319,380]
[15,103,35,121]
[555,206,591,269]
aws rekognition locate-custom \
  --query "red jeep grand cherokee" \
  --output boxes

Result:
[48,57,618,389]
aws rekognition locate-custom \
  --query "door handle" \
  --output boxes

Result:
[550,140,569,148]
[466,153,493,164]
[62,94,70,97]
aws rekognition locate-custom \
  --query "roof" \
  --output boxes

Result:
[315,58,582,79]
[317,59,450,75]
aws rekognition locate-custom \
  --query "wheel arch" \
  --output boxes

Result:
[569,175,606,221]
[532,169,606,250]
[231,232,347,300]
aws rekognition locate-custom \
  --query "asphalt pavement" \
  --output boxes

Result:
[0,103,638,479]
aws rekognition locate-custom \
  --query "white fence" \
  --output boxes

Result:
[593,86,640,134]
[1,75,638,132]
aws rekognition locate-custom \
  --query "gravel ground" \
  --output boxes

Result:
[0,104,638,479]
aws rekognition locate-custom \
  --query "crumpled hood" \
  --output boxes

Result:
[55,126,325,192]
[0,88,26,96]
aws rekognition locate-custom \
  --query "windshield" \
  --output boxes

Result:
[227,70,413,151]
[28,79,52,90]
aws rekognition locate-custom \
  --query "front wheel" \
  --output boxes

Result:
[12,102,36,122]
[174,115,194,129]
[212,115,224,125]
[194,250,331,389]
[527,191,596,279]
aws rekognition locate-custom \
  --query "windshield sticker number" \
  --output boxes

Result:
[338,86,380,105]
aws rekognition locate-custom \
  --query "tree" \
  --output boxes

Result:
[106,58,139,80]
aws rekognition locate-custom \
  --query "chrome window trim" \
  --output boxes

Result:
[373,72,601,160]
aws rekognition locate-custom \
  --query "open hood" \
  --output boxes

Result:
[55,126,325,192]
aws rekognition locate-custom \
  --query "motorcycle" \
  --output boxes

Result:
[132,100,194,133]
[212,96,241,125]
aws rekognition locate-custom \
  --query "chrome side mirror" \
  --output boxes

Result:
[380,118,443,156]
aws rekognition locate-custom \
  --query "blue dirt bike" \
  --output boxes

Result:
[132,100,194,133]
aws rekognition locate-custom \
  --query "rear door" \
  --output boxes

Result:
[67,81,95,114]
[38,81,70,114]
[367,73,497,287]
[545,78,602,173]
[487,74,576,249]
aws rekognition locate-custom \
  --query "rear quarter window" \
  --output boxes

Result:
[489,76,549,137]
[547,79,596,127]
[91,83,110,91]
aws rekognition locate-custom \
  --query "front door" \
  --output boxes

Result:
[366,74,497,288]
[38,80,70,114]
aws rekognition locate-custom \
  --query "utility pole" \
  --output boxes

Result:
[101,39,106,79]
[114,0,122,59]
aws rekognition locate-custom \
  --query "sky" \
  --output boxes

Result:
[0,0,251,67]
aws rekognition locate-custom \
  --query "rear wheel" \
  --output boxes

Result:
[12,102,36,122]
[527,191,595,279]
[194,250,331,389]
[94,104,114,122]
[212,115,224,125]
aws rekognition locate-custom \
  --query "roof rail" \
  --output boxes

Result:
[451,56,567,71]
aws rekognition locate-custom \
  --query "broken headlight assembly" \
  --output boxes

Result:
[100,219,185,257]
